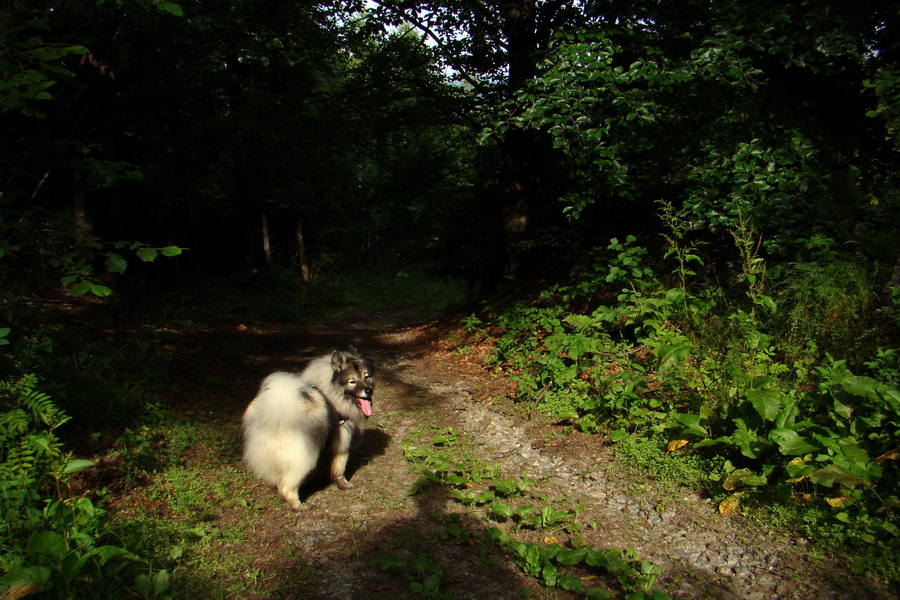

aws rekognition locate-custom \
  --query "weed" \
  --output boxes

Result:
[400,424,671,598]
[371,553,450,599]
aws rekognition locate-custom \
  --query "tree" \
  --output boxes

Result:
[364,1,599,276]
[491,0,899,260]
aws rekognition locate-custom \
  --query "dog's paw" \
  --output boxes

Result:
[333,476,353,490]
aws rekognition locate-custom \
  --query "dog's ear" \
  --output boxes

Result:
[348,345,360,356]
[330,351,342,372]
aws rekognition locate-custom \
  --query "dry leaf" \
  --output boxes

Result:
[543,536,559,545]
[719,493,743,515]
[666,439,689,453]
[875,446,900,463]
[825,496,851,509]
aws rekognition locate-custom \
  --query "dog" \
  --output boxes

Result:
[241,348,375,510]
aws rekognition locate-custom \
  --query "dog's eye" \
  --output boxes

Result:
[347,379,357,385]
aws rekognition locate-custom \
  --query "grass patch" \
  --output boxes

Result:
[611,434,722,499]
[109,418,275,599]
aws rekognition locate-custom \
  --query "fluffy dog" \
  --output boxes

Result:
[241,348,375,510]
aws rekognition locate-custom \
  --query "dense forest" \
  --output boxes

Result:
[2,0,899,598]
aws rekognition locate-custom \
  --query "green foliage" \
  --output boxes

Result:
[0,375,156,599]
[401,425,671,599]
[371,553,449,599]
[477,203,899,583]
[613,435,720,497]
[487,529,670,600]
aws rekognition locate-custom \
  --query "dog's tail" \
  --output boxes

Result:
[246,372,317,427]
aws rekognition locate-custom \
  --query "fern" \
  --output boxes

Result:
[563,314,597,332]
[1,374,69,431]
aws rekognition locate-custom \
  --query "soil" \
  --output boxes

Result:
[151,303,891,600]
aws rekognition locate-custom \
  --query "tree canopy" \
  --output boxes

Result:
[1,0,897,286]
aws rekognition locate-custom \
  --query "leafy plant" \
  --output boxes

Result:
[0,375,155,599]
[371,553,449,599]
[401,424,671,598]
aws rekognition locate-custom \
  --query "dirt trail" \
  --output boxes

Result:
[168,307,888,599]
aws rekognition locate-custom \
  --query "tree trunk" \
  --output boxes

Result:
[260,211,273,275]
[295,215,311,283]
[500,0,538,276]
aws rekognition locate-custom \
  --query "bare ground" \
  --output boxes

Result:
[141,304,892,600]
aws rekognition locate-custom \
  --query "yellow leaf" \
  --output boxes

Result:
[825,497,844,508]
[666,439,689,453]
[786,475,809,483]
[719,493,743,515]
[543,536,559,545]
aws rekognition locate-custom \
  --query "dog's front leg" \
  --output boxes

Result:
[330,421,355,489]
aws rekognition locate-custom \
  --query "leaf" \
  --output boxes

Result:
[809,464,867,489]
[370,555,406,571]
[556,574,584,592]
[489,502,513,519]
[541,562,558,587]
[69,280,91,296]
[408,475,435,495]
[746,389,786,422]
[656,342,692,374]
[677,413,708,438]
[28,531,68,558]
[838,375,882,401]
[666,439,689,453]
[90,283,112,297]
[444,473,469,485]
[718,493,743,515]
[556,548,587,565]
[161,2,184,17]
[723,468,767,491]
[875,446,900,463]
[769,428,819,456]
[825,496,852,509]
[514,504,535,518]
[62,458,95,475]
[104,253,128,274]
[608,428,628,442]
[474,490,496,504]
[136,247,158,262]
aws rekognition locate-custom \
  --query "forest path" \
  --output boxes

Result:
[163,304,884,600]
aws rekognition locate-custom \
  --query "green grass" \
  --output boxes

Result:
[611,434,722,498]
[109,419,276,599]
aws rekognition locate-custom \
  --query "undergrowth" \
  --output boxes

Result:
[464,221,900,585]
[398,424,672,599]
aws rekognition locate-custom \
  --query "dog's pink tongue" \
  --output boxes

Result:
[358,398,373,417]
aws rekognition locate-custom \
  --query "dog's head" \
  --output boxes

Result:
[331,349,375,417]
